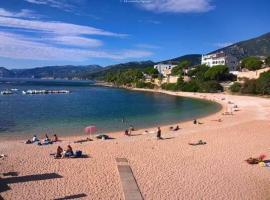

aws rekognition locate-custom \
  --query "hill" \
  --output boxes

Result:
[0,67,15,78]
[85,61,155,79]
[159,54,202,66]
[211,32,270,59]
[0,65,102,79]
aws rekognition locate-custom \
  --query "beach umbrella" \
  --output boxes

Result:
[84,125,97,135]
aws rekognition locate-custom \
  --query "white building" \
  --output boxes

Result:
[154,64,177,76]
[201,51,238,71]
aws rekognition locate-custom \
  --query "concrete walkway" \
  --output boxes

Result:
[116,158,143,200]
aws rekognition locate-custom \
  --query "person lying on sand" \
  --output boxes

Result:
[189,140,207,146]
[245,155,266,165]
[173,125,180,131]
[74,137,92,144]
[212,119,222,122]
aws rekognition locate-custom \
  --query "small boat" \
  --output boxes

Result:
[1,90,13,95]
[11,88,19,91]
[22,89,70,95]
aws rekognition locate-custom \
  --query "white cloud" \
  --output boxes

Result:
[0,8,39,18]
[138,0,214,13]
[0,9,152,62]
[0,31,152,61]
[50,36,103,48]
[214,42,233,48]
[25,0,73,11]
[0,16,126,37]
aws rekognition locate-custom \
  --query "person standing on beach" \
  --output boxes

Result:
[157,127,162,139]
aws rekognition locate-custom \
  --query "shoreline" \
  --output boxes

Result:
[0,88,224,142]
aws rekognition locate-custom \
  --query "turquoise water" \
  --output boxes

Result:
[0,78,221,138]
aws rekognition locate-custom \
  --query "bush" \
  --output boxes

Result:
[136,81,155,89]
[241,57,263,71]
[181,81,199,92]
[241,79,257,94]
[256,71,270,95]
[199,81,223,93]
[204,65,230,81]
[161,83,179,91]
[230,82,242,93]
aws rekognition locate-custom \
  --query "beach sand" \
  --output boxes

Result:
[1,90,270,200]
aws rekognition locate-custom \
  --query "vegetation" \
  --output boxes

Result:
[136,81,155,89]
[204,65,235,81]
[187,65,209,81]
[265,56,270,66]
[229,82,242,93]
[230,71,270,95]
[144,67,159,78]
[241,57,263,71]
[105,69,143,86]
[256,71,270,95]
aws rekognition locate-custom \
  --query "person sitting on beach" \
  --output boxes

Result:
[193,119,197,125]
[32,135,39,143]
[157,127,162,140]
[44,134,50,141]
[53,134,58,142]
[173,125,180,131]
[124,129,130,136]
[55,146,63,158]
[63,145,74,157]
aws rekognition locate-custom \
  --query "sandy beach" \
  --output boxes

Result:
[1,90,270,200]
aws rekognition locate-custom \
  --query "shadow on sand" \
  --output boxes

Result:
[0,172,63,199]
[54,193,87,200]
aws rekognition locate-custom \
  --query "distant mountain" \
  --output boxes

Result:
[210,32,270,59]
[0,67,15,78]
[85,60,155,79]
[159,54,202,66]
[0,65,102,79]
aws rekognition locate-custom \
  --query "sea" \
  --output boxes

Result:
[0,78,221,139]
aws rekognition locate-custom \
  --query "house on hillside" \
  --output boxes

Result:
[201,51,238,71]
[154,64,177,76]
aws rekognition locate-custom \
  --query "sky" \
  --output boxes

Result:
[0,0,269,69]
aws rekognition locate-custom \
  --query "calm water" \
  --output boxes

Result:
[0,78,221,138]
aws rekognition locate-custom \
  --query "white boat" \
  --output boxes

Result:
[1,90,13,95]
[11,88,19,91]
[22,89,70,95]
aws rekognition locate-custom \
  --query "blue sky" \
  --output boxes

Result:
[0,0,269,69]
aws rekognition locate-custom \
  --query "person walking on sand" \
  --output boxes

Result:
[157,127,162,140]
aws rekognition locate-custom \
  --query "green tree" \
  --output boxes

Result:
[265,56,270,66]
[187,65,209,81]
[241,57,263,71]
[199,81,223,93]
[256,71,270,95]
[179,60,191,69]
[204,65,229,81]
[144,67,159,78]
[230,82,242,93]
[171,66,183,76]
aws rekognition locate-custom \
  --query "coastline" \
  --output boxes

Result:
[1,89,270,199]
[0,87,224,141]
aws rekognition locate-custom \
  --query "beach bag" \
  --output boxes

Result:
[75,150,82,157]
